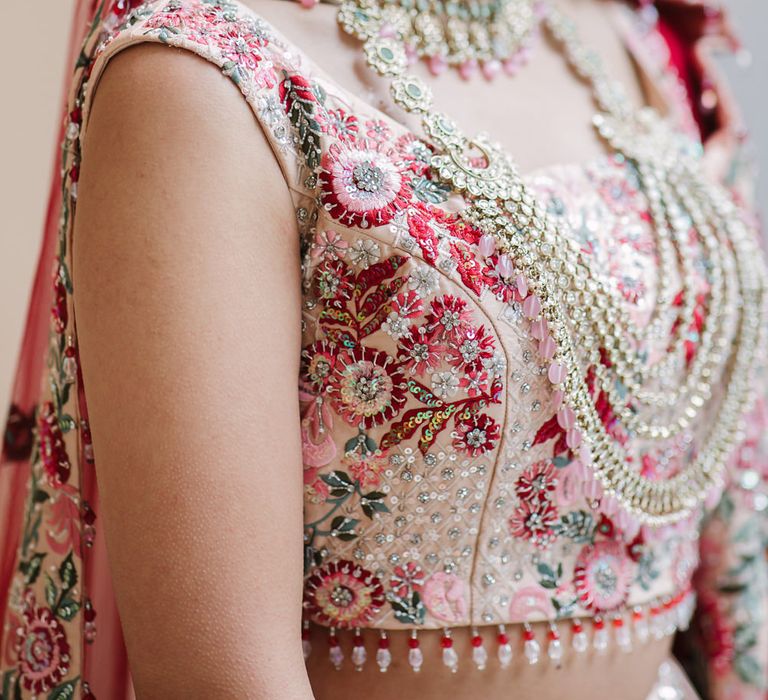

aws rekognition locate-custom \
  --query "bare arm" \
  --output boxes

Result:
[73,45,313,699]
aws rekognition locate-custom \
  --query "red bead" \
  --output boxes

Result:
[408,638,420,649]
[497,633,509,645]
[594,618,605,630]
[547,629,559,641]
[440,636,453,649]
[523,628,535,641]
[301,629,310,640]
[378,637,390,650]
[632,610,643,621]
[572,622,583,633]
[328,635,339,646]
[612,617,624,628]
[70,165,80,183]
[471,635,483,648]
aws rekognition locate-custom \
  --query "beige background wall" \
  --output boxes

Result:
[1,0,73,412]
[0,1,765,416]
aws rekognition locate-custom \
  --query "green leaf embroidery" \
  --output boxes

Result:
[1,669,16,700]
[410,176,451,205]
[330,516,359,536]
[320,470,355,498]
[59,552,78,591]
[56,599,81,621]
[58,414,77,434]
[47,677,79,700]
[20,553,46,586]
[33,489,50,504]
[388,591,426,625]
[280,72,322,171]
[554,510,595,543]
[44,574,58,609]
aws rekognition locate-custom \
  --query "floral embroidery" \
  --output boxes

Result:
[319,140,413,228]
[304,559,385,627]
[573,540,633,612]
[36,402,71,489]
[508,499,560,549]
[14,590,72,696]
[328,347,407,428]
[1,1,766,693]
[421,573,468,623]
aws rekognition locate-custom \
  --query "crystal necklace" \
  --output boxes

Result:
[339,0,541,79]
[336,0,768,525]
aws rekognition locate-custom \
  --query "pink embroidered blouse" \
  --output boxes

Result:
[0,1,766,698]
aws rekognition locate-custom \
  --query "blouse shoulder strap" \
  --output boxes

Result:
[76,0,323,198]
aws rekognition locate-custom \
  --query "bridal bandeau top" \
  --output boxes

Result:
[1,0,767,697]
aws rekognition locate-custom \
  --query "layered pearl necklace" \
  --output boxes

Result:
[336,0,768,525]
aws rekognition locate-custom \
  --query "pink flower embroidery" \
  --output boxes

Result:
[345,451,387,488]
[311,229,349,261]
[389,562,425,598]
[214,20,269,72]
[573,540,634,611]
[323,108,359,142]
[319,140,411,228]
[508,586,554,619]
[421,572,468,623]
[44,485,81,557]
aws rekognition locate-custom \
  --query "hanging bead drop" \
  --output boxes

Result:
[376,631,392,673]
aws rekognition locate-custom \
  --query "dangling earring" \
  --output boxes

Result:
[338,0,544,81]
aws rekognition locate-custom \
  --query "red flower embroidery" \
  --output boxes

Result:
[312,257,354,303]
[453,413,500,456]
[328,347,407,428]
[424,295,472,342]
[51,266,68,335]
[389,562,425,598]
[37,402,71,488]
[14,590,71,695]
[301,340,339,394]
[515,461,558,503]
[446,325,495,371]
[397,332,443,376]
[508,499,559,548]
[304,559,385,628]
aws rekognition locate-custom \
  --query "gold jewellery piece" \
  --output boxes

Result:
[338,0,541,79]
[337,0,768,525]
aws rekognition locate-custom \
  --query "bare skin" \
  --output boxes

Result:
[74,47,311,698]
[72,0,710,698]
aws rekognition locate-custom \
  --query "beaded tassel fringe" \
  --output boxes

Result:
[304,589,695,672]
